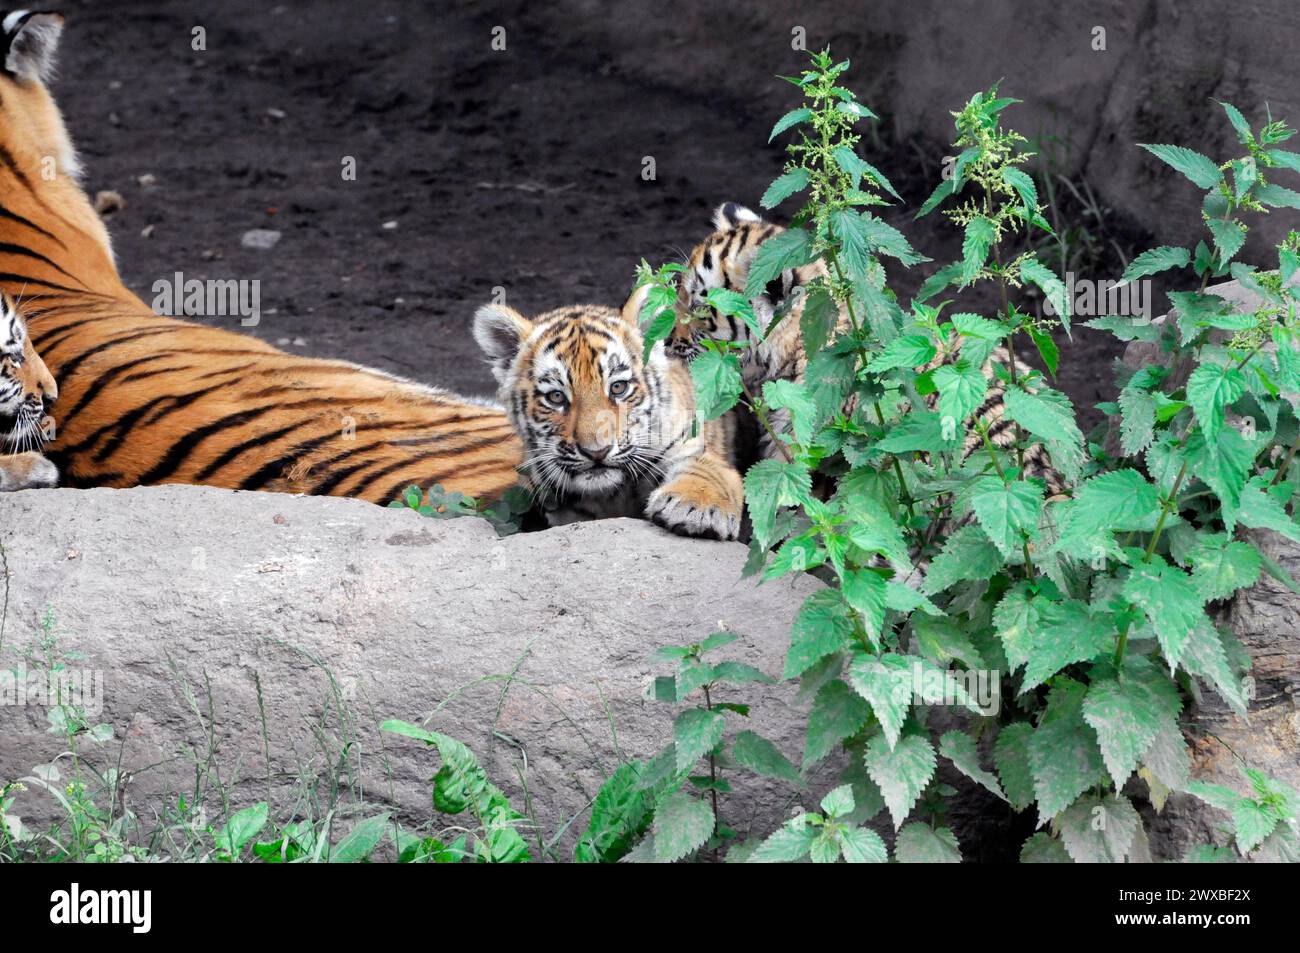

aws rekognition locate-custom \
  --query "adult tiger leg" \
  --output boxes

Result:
[0,452,58,491]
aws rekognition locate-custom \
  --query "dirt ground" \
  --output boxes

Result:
[55,0,1139,428]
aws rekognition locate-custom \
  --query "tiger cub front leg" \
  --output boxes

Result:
[0,452,59,492]
[645,448,744,542]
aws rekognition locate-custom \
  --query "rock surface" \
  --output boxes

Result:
[0,485,824,858]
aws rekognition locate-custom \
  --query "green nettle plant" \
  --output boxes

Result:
[390,482,533,535]
[627,50,1300,862]
[571,628,805,863]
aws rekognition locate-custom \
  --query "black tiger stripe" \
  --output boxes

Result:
[0,242,86,286]
[0,203,66,248]
[60,352,170,422]
[46,327,181,384]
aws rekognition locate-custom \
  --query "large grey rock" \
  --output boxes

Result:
[0,485,823,859]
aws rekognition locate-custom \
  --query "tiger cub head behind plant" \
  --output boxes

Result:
[671,201,849,462]
[0,292,58,490]
[473,292,744,540]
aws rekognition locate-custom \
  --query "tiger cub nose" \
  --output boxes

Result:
[580,444,611,463]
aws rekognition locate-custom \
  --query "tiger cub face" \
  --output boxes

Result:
[474,299,684,500]
[670,202,817,362]
[1,293,57,452]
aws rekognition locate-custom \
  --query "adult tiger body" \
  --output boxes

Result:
[0,11,522,504]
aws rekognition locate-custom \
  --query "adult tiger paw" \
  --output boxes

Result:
[645,480,742,542]
[0,452,59,492]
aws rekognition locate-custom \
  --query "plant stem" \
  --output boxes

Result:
[701,684,721,849]
[1112,459,1189,668]
[1271,433,1300,486]
[738,376,794,464]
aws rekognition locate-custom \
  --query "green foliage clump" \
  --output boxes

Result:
[632,51,1300,862]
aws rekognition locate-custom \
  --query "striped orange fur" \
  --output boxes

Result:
[0,12,522,505]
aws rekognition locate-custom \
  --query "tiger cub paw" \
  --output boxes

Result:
[645,472,743,542]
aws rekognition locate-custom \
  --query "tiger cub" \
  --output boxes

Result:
[670,202,848,463]
[0,294,58,491]
[673,202,1067,494]
[473,293,744,540]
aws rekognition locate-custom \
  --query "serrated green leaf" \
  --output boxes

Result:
[689,349,744,421]
[993,585,1041,673]
[876,410,963,454]
[933,361,988,426]
[913,616,986,670]
[1018,599,1114,694]
[1021,258,1072,334]
[867,334,936,372]
[1207,217,1246,265]
[865,732,936,830]
[1189,538,1263,601]
[1082,677,1168,789]
[1232,799,1278,853]
[1119,245,1190,285]
[760,167,811,208]
[1118,378,1158,456]
[922,524,1005,595]
[839,825,889,863]
[1186,362,1246,443]
[847,652,913,750]
[732,731,802,785]
[804,679,871,770]
[1058,794,1142,863]
[744,227,816,298]
[762,379,819,446]
[960,216,996,285]
[842,568,888,641]
[674,708,726,772]
[651,791,715,862]
[574,761,652,863]
[894,823,961,862]
[1029,680,1107,823]
[1123,556,1207,670]
[939,731,1007,802]
[994,722,1036,812]
[1004,384,1084,448]
[970,476,1043,558]
[1020,832,1072,863]
[784,589,855,679]
[1139,143,1223,189]
[744,458,813,549]
[1180,618,1249,717]
[769,107,813,142]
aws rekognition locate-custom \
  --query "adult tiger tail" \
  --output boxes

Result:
[0,11,522,505]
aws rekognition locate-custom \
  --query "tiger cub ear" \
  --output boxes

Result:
[619,284,651,327]
[472,302,533,384]
[712,201,762,232]
[4,10,65,84]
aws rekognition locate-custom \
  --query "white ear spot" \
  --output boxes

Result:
[711,201,761,231]
[5,11,64,84]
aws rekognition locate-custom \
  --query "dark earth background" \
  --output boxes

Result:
[50,0,1298,434]
[35,0,1298,862]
